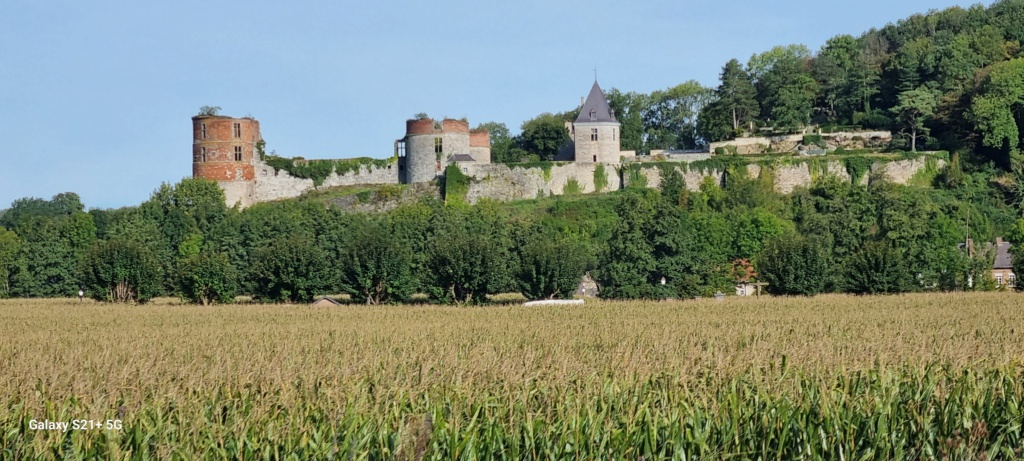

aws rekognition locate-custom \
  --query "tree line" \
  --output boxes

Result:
[0,157,1020,304]
[478,1,1024,170]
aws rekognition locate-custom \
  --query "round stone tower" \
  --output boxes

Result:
[192,115,261,207]
[403,118,473,183]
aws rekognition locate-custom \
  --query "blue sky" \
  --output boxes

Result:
[0,0,976,209]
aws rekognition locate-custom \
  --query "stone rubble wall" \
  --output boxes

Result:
[710,131,893,155]
[622,158,940,194]
[249,158,399,204]
[461,162,621,204]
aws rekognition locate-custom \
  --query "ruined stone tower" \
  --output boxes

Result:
[192,115,261,207]
[397,118,490,183]
[573,81,622,163]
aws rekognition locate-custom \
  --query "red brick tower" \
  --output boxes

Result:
[192,115,261,206]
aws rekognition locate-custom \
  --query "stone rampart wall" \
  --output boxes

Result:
[249,158,399,204]
[622,158,940,194]
[461,162,620,204]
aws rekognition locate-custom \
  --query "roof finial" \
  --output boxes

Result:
[594,67,598,81]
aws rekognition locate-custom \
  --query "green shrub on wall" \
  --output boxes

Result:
[843,157,872,184]
[263,156,395,187]
[626,164,648,189]
[510,161,566,181]
[803,134,825,147]
[443,165,470,204]
[594,163,608,192]
[563,179,582,196]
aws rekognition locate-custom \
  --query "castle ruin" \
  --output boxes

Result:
[193,81,936,208]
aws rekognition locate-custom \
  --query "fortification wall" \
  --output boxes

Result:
[710,131,893,154]
[623,158,940,194]
[249,158,399,204]
[461,162,620,204]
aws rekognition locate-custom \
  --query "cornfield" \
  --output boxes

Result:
[2,293,1023,459]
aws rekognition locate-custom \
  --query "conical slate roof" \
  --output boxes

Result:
[575,81,617,124]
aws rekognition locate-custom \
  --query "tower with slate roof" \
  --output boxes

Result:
[572,81,623,164]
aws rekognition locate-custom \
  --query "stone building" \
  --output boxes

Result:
[571,81,635,164]
[192,115,261,207]
[395,118,490,184]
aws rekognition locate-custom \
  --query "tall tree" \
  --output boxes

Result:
[892,86,940,151]
[423,207,512,304]
[515,113,572,161]
[970,58,1024,165]
[338,217,415,304]
[80,239,162,303]
[475,122,514,163]
[642,81,714,150]
[0,229,20,298]
[757,235,830,296]
[249,234,332,303]
[605,89,648,153]
[597,191,657,299]
[716,59,760,132]
[750,45,819,129]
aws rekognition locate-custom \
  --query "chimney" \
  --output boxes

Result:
[996,237,1004,246]
[580,96,584,107]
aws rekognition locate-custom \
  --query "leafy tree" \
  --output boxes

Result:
[715,59,760,132]
[814,35,861,122]
[653,209,734,298]
[757,235,830,296]
[1,193,83,229]
[970,58,1024,165]
[475,122,515,163]
[338,217,415,304]
[80,239,162,303]
[517,231,591,300]
[605,89,649,152]
[597,191,657,299]
[515,113,572,161]
[892,86,940,151]
[642,81,714,150]
[0,229,20,298]
[11,212,96,297]
[755,49,819,129]
[844,242,913,294]
[423,207,512,304]
[730,207,793,260]
[249,235,332,303]
[198,105,221,116]
[176,252,238,305]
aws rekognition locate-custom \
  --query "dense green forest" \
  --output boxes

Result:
[485,1,1024,167]
[3,2,1024,303]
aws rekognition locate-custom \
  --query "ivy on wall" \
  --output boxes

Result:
[264,156,396,187]
[443,165,470,204]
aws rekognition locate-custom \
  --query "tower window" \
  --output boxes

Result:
[233,123,241,138]
[590,109,597,121]
[613,128,617,141]
[234,146,242,161]
[201,124,207,139]
[434,137,443,154]
[201,147,207,162]
[590,129,598,141]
